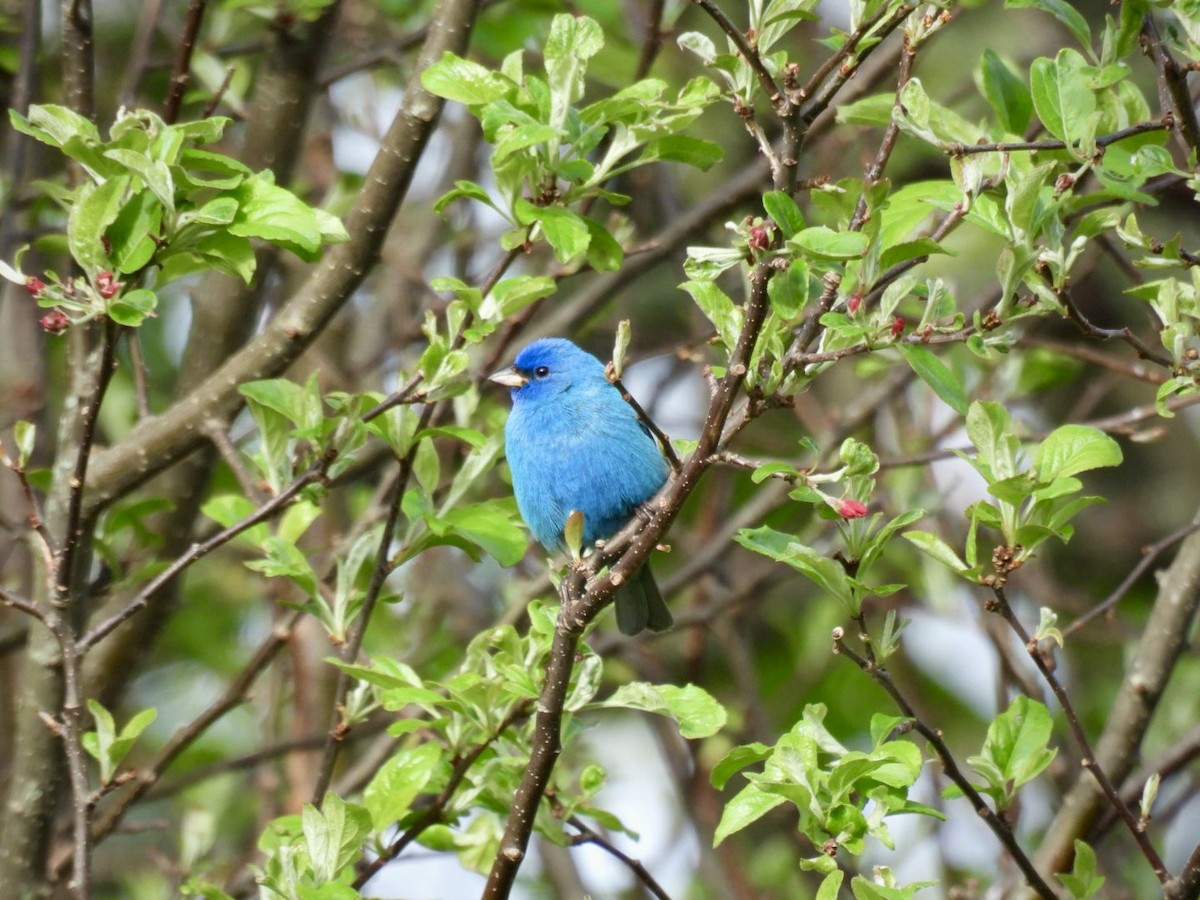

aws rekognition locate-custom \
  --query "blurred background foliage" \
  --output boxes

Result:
[1,0,1200,898]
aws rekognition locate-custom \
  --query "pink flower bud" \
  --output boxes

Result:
[96,271,122,299]
[836,498,868,519]
[847,295,862,314]
[25,277,46,298]
[748,224,770,251]
[890,316,905,338]
[39,309,70,334]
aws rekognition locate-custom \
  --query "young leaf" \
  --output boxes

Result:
[363,742,442,831]
[978,48,1033,135]
[901,530,970,575]
[1029,48,1096,149]
[600,683,727,739]
[896,344,968,415]
[1033,424,1122,481]
[1057,839,1106,899]
[302,793,371,884]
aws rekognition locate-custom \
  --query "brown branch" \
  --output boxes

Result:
[1060,286,1174,369]
[162,0,211,123]
[796,3,914,129]
[1141,15,1200,157]
[61,0,95,122]
[1165,844,1200,900]
[832,632,1057,899]
[634,0,667,80]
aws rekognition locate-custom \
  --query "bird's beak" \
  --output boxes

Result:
[488,366,527,388]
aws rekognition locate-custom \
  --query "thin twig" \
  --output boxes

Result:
[943,118,1172,157]
[833,632,1058,899]
[353,701,532,890]
[634,0,667,80]
[162,0,211,124]
[987,583,1169,882]
[612,377,681,473]
[309,453,410,804]
[568,815,673,900]
[1062,518,1200,639]
[688,0,783,108]
[79,449,336,652]
[1060,286,1173,369]
[0,586,48,623]
[76,613,303,859]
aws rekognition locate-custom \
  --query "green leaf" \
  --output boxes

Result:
[514,199,590,263]
[363,742,442,831]
[544,14,604,129]
[1029,48,1096,148]
[107,191,163,274]
[583,216,624,272]
[681,280,742,350]
[1058,840,1106,899]
[104,148,175,216]
[69,176,128,273]
[639,135,723,170]
[966,401,1020,481]
[1033,424,1123,481]
[11,103,101,150]
[441,499,527,566]
[1006,0,1091,48]
[979,48,1032,135]
[302,794,371,884]
[480,274,557,320]
[979,695,1058,799]
[735,526,854,609]
[419,51,511,106]
[713,783,786,846]
[710,742,773,790]
[229,172,323,258]
[896,344,967,415]
[789,226,870,260]
[901,530,970,574]
[763,190,806,238]
[107,288,158,327]
[83,700,157,784]
[600,683,727,739]
[878,237,951,271]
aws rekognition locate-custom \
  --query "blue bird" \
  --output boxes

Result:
[490,338,672,635]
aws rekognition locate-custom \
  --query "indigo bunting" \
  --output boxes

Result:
[490,338,672,635]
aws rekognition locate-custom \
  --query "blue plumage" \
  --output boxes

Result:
[491,338,672,634]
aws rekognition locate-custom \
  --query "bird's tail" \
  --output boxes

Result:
[615,561,672,635]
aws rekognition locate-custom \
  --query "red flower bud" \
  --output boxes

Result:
[39,309,70,334]
[847,295,862,314]
[748,224,770,251]
[25,277,47,298]
[96,271,122,299]
[836,498,868,519]
[890,316,905,338]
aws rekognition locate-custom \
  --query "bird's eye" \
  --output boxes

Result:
[534,366,550,378]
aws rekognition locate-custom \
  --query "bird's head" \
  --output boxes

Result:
[489,338,606,402]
